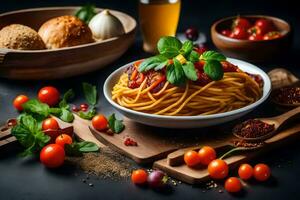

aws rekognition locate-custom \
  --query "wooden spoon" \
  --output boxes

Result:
[233,106,300,142]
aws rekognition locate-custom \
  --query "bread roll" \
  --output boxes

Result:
[38,15,94,49]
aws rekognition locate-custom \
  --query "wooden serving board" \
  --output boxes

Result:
[154,123,300,184]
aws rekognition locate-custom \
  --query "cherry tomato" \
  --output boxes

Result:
[221,29,232,37]
[233,17,251,30]
[42,118,60,131]
[255,19,274,34]
[263,31,282,40]
[38,86,60,106]
[198,146,216,166]
[40,144,65,168]
[80,103,89,110]
[185,27,199,41]
[253,163,271,181]
[225,177,242,193]
[131,169,148,185]
[55,134,73,147]
[230,27,248,39]
[72,105,80,112]
[208,159,229,179]
[184,150,201,167]
[13,95,29,111]
[248,34,263,41]
[238,164,253,180]
[92,114,108,131]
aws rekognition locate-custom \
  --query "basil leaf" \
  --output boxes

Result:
[65,141,99,157]
[75,4,97,23]
[59,89,74,109]
[139,55,168,72]
[78,108,96,120]
[82,82,97,106]
[187,50,200,63]
[180,40,193,56]
[182,61,198,81]
[201,51,226,62]
[166,59,186,86]
[65,143,82,157]
[59,108,74,122]
[22,99,50,119]
[203,60,224,81]
[108,113,125,134]
[154,60,169,71]
[157,36,182,58]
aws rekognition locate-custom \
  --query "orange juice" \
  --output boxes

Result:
[139,0,181,53]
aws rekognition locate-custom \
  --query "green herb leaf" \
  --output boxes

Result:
[75,4,97,23]
[138,55,168,72]
[59,89,75,109]
[203,60,224,80]
[22,99,50,120]
[180,40,193,56]
[187,50,200,63]
[65,141,99,157]
[59,108,74,122]
[108,113,125,134]
[157,36,182,58]
[78,108,96,120]
[182,61,198,81]
[201,51,226,62]
[166,59,186,86]
[82,82,97,106]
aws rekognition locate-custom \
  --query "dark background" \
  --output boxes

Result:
[1,0,300,199]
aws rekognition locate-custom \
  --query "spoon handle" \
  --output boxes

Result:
[265,123,300,144]
[273,106,300,125]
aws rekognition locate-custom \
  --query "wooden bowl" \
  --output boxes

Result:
[0,7,137,80]
[211,15,292,62]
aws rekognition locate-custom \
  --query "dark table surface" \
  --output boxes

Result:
[1,0,300,199]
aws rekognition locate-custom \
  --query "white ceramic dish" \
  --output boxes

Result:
[104,58,271,128]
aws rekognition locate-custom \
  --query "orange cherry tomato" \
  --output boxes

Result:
[55,134,73,147]
[42,118,60,131]
[13,95,29,111]
[184,150,201,167]
[253,163,271,181]
[92,114,108,131]
[38,86,60,106]
[208,159,229,179]
[131,169,148,185]
[238,164,253,180]
[40,144,65,168]
[198,146,216,166]
[225,177,242,193]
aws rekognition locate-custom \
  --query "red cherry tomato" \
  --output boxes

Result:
[248,34,263,41]
[198,146,216,166]
[230,27,248,39]
[184,150,201,167]
[253,163,271,181]
[13,95,29,111]
[131,169,148,185]
[72,105,80,112]
[40,144,65,168]
[42,118,60,131]
[263,31,282,40]
[233,17,251,30]
[255,19,274,34]
[92,114,108,131]
[80,103,89,110]
[238,164,254,180]
[225,177,242,193]
[221,29,232,37]
[55,134,73,147]
[208,159,229,179]
[38,86,60,106]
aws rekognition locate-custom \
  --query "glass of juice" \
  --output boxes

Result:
[139,0,181,53]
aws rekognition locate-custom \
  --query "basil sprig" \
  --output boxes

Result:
[78,82,98,120]
[138,36,227,85]
[108,113,125,134]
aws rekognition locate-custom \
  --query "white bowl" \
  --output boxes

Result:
[104,58,271,128]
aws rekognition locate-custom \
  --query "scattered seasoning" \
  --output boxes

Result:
[233,119,275,138]
[273,87,300,105]
[88,183,93,187]
[232,140,265,148]
[66,147,136,180]
[124,137,138,146]
[218,189,223,193]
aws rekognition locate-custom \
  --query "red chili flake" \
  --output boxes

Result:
[72,105,80,112]
[80,103,89,110]
[233,119,275,139]
[124,137,138,146]
[273,87,300,105]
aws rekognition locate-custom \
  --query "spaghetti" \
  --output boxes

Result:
[112,61,263,116]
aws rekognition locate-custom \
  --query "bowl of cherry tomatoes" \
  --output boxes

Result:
[211,15,292,62]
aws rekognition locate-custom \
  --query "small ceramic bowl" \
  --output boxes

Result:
[211,15,292,62]
[103,58,271,129]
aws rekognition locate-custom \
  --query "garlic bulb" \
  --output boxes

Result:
[89,9,125,40]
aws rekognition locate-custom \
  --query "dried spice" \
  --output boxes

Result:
[232,140,265,148]
[233,119,275,138]
[124,137,138,146]
[273,87,300,105]
[66,147,136,180]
